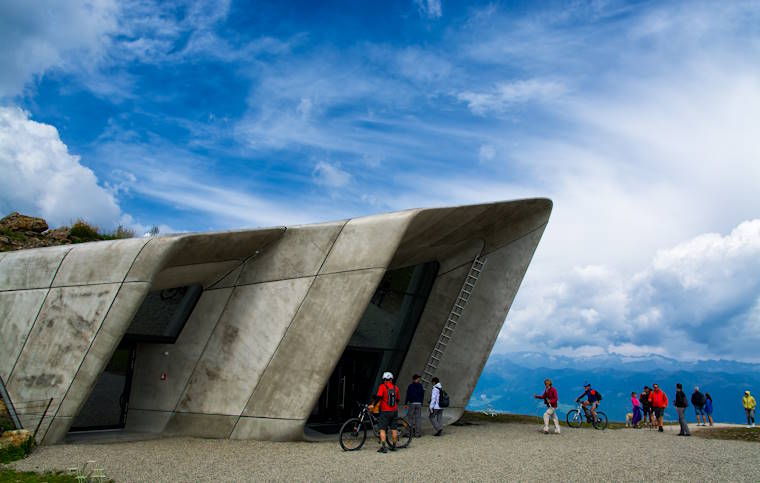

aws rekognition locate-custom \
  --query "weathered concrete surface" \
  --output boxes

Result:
[55,283,150,420]
[231,416,305,441]
[7,283,120,430]
[241,268,385,420]
[124,409,173,434]
[176,278,313,415]
[129,288,233,413]
[164,413,238,439]
[0,245,70,290]
[237,222,345,285]
[320,211,415,273]
[52,239,148,286]
[0,289,47,381]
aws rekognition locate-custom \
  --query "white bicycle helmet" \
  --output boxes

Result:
[382,371,393,380]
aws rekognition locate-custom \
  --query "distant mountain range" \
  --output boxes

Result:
[468,352,760,424]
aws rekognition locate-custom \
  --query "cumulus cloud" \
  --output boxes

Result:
[500,220,760,362]
[0,107,122,227]
[457,79,566,115]
[0,0,119,98]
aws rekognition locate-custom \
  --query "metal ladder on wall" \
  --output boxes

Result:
[422,256,487,387]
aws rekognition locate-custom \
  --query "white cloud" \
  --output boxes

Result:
[313,161,352,189]
[0,0,119,98]
[499,219,760,362]
[0,106,122,227]
[457,79,566,115]
[415,0,442,19]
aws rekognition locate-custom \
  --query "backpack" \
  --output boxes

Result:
[439,388,450,408]
[386,384,397,407]
[595,391,603,401]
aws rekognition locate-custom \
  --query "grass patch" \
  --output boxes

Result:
[694,427,760,443]
[0,468,78,482]
[68,220,135,243]
[0,228,28,242]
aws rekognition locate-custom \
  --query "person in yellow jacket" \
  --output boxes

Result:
[742,390,756,428]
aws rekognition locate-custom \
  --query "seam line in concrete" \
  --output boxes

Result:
[228,220,348,437]
[6,246,73,385]
[137,408,303,421]
[169,232,286,415]
[203,264,390,291]
[41,240,152,443]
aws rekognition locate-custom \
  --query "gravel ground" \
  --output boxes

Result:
[9,422,760,481]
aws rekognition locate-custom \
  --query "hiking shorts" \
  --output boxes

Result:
[377,410,398,431]
[694,406,705,416]
[653,407,665,418]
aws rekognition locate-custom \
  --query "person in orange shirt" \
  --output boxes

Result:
[648,383,669,432]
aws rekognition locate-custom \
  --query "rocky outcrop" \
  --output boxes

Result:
[0,213,72,252]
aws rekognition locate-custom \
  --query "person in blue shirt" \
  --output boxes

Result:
[576,383,602,422]
[404,374,424,437]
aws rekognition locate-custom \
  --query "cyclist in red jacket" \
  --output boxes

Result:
[374,371,400,453]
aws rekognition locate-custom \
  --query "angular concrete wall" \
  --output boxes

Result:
[0,199,551,444]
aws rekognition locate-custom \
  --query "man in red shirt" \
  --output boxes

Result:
[648,383,669,432]
[374,371,400,453]
[534,378,560,434]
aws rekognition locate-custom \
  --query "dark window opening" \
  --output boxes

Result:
[307,261,439,432]
[124,284,203,343]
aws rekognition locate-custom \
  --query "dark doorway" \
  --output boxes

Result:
[307,261,439,433]
[308,349,383,432]
[70,341,135,431]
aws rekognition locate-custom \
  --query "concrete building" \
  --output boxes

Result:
[0,199,551,444]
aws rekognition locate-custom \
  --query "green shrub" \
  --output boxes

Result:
[69,220,101,241]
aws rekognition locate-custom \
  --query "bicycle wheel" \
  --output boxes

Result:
[339,418,367,451]
[393,417,413,449]
[593,411,608,430]
[566,409,582,428]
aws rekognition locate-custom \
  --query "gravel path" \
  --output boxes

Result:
[9,422,760,481]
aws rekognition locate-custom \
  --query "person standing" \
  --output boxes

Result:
[704,393,714,426]
[534,378,560,434]
[404,374,424,437]
[691,386,707,426]
[742,390,756,428]
[631,392,642,428]
[374,372,400,453]
[648,383,668,432]
[674,383,690,436]
[429,377,444,437]
[640,386,654,429]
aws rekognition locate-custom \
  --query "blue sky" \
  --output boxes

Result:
[2,0,760,362]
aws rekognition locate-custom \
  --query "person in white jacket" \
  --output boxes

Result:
[429,377,444,436]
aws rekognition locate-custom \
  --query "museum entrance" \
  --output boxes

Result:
[307,261,439,433]
[70,341,135,431]
[69,284,203,433]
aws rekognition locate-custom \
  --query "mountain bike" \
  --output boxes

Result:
[566,401,608,430]
[338,403,412,451]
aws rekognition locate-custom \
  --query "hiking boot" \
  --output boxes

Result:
[543,429,549,434]
[658,427,664,432]
[378,445,388,453]
[434,430,442,436]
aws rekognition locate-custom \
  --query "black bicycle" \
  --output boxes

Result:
[566,401,608,430]
[338,403,412,451]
